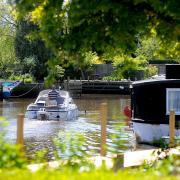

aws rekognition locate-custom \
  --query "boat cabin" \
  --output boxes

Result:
[131,64,180,143]
[132,79,180,128]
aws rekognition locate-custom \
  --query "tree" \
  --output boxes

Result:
[15,20,52,81]
[135,36,180,61]
[14,0,180,79]
[0,0,19,79]
[15,0,180,52]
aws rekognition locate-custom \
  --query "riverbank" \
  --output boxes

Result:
[0,147,179,180]
[27,146,179,171]
[11,83,44,98]
[64,80,132,95]
[3,80,132,99]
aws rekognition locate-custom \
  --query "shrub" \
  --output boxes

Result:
[53,132,94,170]
[0,118,27,169]
[145,65,158,78]
[103,55,147,80]
[9,73,34,83]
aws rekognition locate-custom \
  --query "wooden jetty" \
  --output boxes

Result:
[28,146,180,171]
[64,80,132,95]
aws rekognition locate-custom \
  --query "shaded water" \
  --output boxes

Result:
[0,94,135,160]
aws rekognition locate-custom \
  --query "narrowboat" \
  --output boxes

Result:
[131,65,180,143]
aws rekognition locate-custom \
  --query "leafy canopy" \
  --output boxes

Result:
[13,0,180,81]
[15,0,180,54]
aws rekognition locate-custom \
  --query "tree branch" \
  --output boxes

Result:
[0,14,17,27]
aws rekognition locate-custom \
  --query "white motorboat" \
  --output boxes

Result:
[26,89,78,120]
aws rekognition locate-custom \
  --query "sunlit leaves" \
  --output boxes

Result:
[15,0,180,75]
[31,3,44,24]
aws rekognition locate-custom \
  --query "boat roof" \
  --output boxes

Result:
[38,89,69,98]
[36,100,46,104]
[132,78,180,86]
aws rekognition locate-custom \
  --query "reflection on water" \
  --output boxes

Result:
[0,94,135,160]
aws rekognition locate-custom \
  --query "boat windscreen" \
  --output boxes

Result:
[36,101,46,106]
[56,97,65,104]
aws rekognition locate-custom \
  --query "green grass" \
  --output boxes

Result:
[0,168,178,180]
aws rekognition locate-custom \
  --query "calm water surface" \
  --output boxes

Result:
[0,94,136,160]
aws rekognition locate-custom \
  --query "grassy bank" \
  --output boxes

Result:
[0,167,178,180]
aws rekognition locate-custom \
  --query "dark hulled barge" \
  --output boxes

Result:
[131,65,180,143]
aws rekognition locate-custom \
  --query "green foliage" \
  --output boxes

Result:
[143,149,180,176]
[108,122,129,155]
[53,65,65,81]
[79,51,101,69]
[144,65,158,78]
[152,138,169,149]
[0,142,26,169]
[15,20,51,81]
[15,0,180,56]
[20,57,36,75]
[0,1,19,79]
[103,55,147,80]
[154,154,180,176]
[0,161,179,179]
[135,36,159,61]
[72,51,101,79]
[9,73,34,83]
[0,1,39,81]
[13,0,180,83]
[14,0,180,82]
[0,118,27,169]
[0,116,179,179]
[136,36,180,61]
[0,26,19,79]
[53,132,94,169]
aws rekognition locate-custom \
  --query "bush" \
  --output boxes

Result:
[53,132,94,169]
[0,118,27,169]
[103,55,147,80]
[145,65,158,78]
[9,73,34,83]
[0,142,27,169]
[0,164,179,179]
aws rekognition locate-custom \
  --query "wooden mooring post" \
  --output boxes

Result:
[16,113,24,146]
[169,110,175,148]
[100,103,107,156]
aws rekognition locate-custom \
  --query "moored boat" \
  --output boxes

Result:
[26,88,78,120]
[2,80,22,98]
[131,65,180,143]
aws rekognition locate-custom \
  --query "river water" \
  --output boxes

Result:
[0,94,136,160]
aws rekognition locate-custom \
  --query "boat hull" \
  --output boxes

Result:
[26,108,79,121]
[3,91,11,99]
[132,121,180,143]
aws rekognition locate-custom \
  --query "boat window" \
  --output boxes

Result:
[38,97,46,101]
[37,101,46,106]
[56,97,65,104]
[166,88,180,114]
[48,100,57,106]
